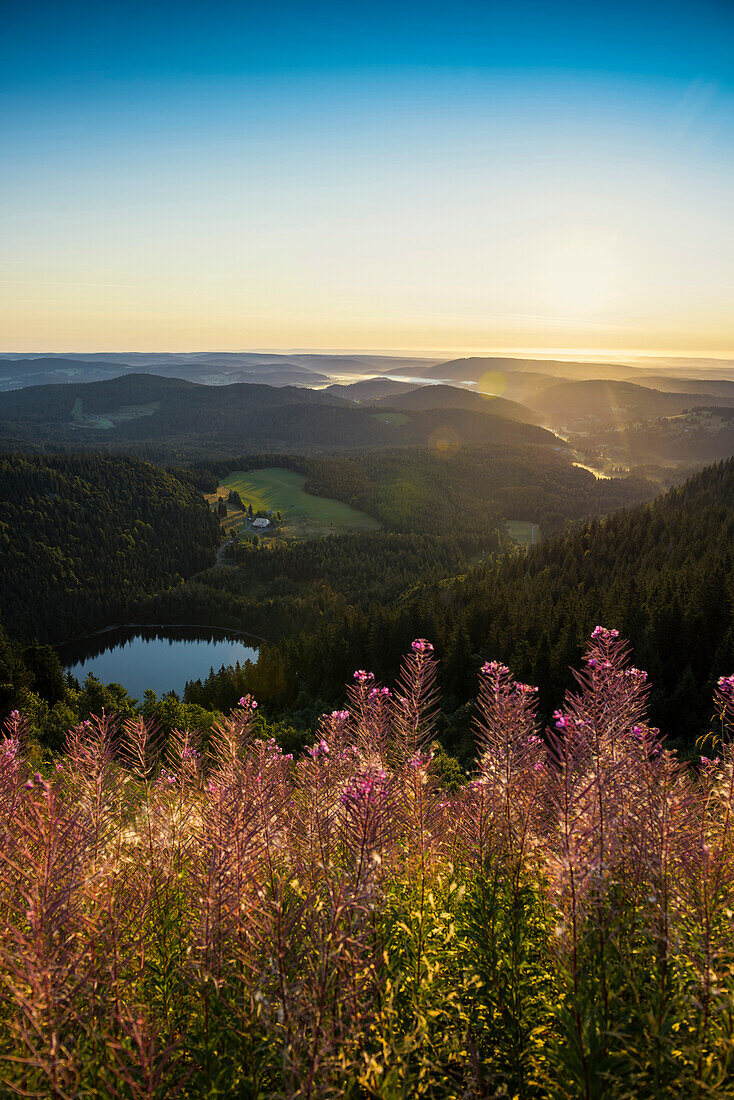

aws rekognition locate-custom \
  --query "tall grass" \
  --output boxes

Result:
[1,632,733,1098]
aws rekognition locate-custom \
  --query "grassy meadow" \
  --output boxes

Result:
[504,518,542,546]
[209,467,382,540]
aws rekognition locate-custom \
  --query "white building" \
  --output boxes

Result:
[252,517,270,529]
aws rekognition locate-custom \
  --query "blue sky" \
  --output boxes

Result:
[2,0,733,354]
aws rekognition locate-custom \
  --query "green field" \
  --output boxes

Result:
[210,468,382,540]
[505,518,542,546]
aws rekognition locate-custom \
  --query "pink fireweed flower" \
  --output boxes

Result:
[238,695,258,710]
[353,669,375,684]
[718,675,734,695]
[411,639,434,653]
[553,710,569,730]
[591,626,620,640]
[481,660,511,676]
[514,682,539,695]
[306,739,331,759]
[340,769,389,808]
[368,686,391,701]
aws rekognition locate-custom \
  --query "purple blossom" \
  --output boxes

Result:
[353,670,375,684]
[480,660,511,676]
[411,639,434,653]
[591,626,620,640]
[718,674,734,695]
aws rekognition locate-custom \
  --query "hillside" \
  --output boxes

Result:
[389,355,643,383]
[628,374,734,399]
[374,383,541,423]
[587,407,734,466]
[0,356,129,390]
[0,352,442,390]
[0,454,220,643]
[532,378,729,429]
[324,377,419,401]
[260,458,734,746]
[0,373,560,458]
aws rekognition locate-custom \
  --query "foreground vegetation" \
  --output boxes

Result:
[3,631,734,1098]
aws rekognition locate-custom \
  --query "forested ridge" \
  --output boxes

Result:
[200,444,654,538]
[0,454,219,643]
[133,446,654,701]
[0,446,729,757]
[236,458,734,748]
[0,372,559,459]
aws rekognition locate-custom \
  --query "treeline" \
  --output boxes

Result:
[135,531,486,648]
[0,454,220,643]
[197,444,654,538]
[205,459,734,748]
[0,372,559,459]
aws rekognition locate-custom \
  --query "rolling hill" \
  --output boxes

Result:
[531,379,730,429]
[324,377,419,402]
[388,355,645,384]
[0,373,560,459]
[373,383,541,423]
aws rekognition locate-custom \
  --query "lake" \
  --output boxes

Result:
[58,626,259,701]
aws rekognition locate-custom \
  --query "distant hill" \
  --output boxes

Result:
[531,379,730,429]
[0,357,129,391]
[0,355,329,390]
[389,355,643,384]
[324,378,419,402]
[629,374,734,399]
[0,372,560,459]
[373,383,541,424]
[0,352,442,389]
[591,407,734,466]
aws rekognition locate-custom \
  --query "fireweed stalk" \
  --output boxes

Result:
[2,633,734,1098]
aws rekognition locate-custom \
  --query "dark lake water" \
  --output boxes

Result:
[58,626,259,701]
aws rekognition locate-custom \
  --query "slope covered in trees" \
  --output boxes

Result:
[0,373,559,459]
[0,454,220,643]
[226,458,734,748]
[373,384,541,423]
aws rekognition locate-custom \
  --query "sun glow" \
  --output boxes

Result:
[539,233,621,318]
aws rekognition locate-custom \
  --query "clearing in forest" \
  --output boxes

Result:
[504,518,542,546]
[370,411,410,426]
[207,467,382,540]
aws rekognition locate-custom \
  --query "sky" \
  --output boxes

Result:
[1,0,733,356]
